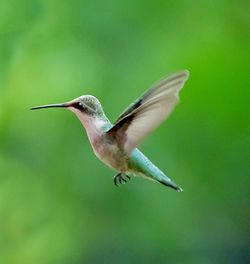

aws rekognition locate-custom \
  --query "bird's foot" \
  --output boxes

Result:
[113,173,131,186]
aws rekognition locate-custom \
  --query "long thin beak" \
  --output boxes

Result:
[30,103,67,110]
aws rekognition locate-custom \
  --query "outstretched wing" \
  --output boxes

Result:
[107,70,189,153]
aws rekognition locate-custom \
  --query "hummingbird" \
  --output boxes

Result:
[31,70,189,192]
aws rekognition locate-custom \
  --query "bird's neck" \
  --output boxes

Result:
[85,116,111,136]
[71,108,112,143]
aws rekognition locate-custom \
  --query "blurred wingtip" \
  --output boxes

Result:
[184,69,189,77]
[181,69,190,81]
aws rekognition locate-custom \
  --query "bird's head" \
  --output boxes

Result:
[31,95,104,118]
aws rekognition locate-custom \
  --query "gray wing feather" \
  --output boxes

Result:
[108,70,189,153]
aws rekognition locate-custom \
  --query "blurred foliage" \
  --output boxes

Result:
[0,0,249,263]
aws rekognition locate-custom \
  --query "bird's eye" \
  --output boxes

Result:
[74,102,83,110]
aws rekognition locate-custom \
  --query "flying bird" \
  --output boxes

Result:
[31,70,189,192]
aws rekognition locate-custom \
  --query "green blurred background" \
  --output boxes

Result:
[0,0,249,263]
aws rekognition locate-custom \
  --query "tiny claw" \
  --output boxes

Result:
[122,178,127,183]
[113,173,131,187]
[119,177,123,184]
[114,175,119,187]
[114,173,121,187]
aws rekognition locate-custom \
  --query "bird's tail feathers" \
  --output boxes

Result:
[140,171,183,192]
[157,178,183,192]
